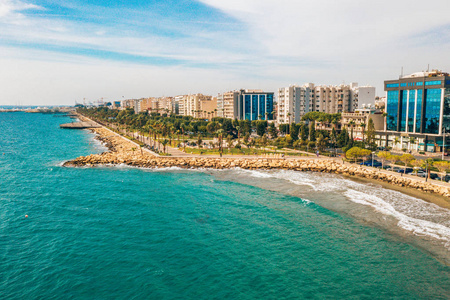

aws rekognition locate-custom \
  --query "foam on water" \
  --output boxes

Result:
[219,168,450,253]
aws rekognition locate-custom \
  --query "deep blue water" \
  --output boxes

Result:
[0,112,449,299]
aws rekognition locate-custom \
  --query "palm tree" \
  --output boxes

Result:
[161,139,169,154]
[287,112,292,134]
[348,120,355,142]
[360,122,366,143]
[216,129,225,157]
[265,112,269,120]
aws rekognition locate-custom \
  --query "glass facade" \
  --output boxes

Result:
[386,83,399,88]
[241,93,274,121]
[408,90,415,132]
[387,90,399,131]
[266,94,274,120]
[244,95,251,120]
[259,95,265,119]
[416,89,423,132]
[425,81,442,86]
[251,95,258,121]
[400,90,408,131]
[424,89,442,134]
[443,88,450,132]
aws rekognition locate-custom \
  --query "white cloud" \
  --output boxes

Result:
[0,0,41,20]
[0,0,449,105]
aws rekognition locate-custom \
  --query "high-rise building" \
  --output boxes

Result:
[277,85,312,124]
[277,83,358,124]
[217,91,239,119]
[381,70,450,152]
[238,89,274,121]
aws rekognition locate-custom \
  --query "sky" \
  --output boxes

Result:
[0,0,449,106]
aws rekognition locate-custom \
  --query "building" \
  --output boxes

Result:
[174,95,185,115]
[199,97,218,119]
[341,109,384,140]
[217,91,239,119]
[381,70,450,152]
[277,83,358,124]
[277,85,312,124]
[356,86,376,109]
[238,89,274,121]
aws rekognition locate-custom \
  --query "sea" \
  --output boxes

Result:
[1,112,449,299]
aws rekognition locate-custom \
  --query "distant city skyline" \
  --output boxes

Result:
[0,0,449,105]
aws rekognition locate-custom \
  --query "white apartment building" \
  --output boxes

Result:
[277,83,361,124]
[176,94,212,117]
[217,91,239,119]
[355,86,376,109]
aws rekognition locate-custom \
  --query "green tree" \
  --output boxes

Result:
[309,121,316,142]
[346,147,371,163]
[268,123,277,139]
[434,161,450,181]
[290,123,299,141]
[300,123,308,141]
[256,120,268,137]
[366,118,376,149]
[377,151,391,169]
[400,153,415,174]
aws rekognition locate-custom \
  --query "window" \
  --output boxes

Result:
[425,81,442,86]
[416,90,423,133]
[386,83,399,88]
[416,82,423,86]
[424,89,441,134]
[400,90,408,131]
[400,83,407,87]
[408,90,415,132]
[387,90,399,131]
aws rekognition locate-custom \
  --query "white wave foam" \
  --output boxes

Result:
[344,189,450,249]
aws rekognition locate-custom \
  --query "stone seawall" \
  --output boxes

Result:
[63,127,450,198]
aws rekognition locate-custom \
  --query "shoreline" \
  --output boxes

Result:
[63,119,450,208]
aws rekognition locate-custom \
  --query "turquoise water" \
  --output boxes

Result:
[1,113,449,299]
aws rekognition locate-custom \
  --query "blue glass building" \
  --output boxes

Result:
[238,90,274,121]
[383,71,450,152]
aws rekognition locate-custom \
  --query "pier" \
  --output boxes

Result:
[60,121,101,129]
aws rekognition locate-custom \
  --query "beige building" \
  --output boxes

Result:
[277,83,359,124]
[176,94,212,118]
[217,91,239,119]
[341,109,384,140]
[199,97,218,119]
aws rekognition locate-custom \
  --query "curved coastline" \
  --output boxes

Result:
[63,125,450,204]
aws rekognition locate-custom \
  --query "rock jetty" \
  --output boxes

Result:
[64,127,450,198]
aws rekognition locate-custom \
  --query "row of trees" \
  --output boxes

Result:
[78,107,375,156]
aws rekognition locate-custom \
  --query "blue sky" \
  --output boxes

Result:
[0,0,449,105]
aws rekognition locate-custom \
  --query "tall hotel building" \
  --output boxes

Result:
[217,89,274,121]
[383,70,450,152]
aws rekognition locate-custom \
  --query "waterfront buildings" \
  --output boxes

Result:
[239,89,274,121]
[277,83,362,124]
[217,91,239,119]
[217,89,274,121]
[380,70,450,152]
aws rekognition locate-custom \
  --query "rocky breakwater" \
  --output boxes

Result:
[65,143,450,198]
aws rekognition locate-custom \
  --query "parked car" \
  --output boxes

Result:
[360,160,382,167]
[397,168,413,174]
[392,167,402,172]
[412,170,426,177]
[429,173,440,180]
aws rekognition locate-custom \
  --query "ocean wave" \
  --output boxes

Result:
[221,168,450,251]
[344,189,450,249]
